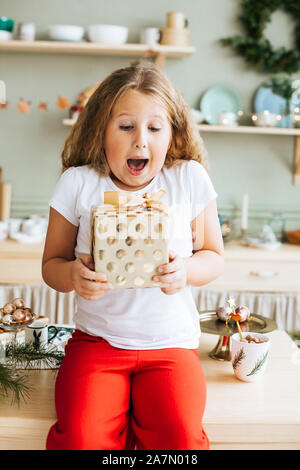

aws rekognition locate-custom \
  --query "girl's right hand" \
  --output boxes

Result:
[70,253,113,301]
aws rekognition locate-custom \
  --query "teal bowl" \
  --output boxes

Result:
[0,17,14,32]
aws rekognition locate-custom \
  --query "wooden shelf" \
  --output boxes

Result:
[198,124,300,136]
[0,40,195,66]
[198,124,300,186]
[62,120,300,184]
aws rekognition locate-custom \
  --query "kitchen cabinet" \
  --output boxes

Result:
[206,240,300,293]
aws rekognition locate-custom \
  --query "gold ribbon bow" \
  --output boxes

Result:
[103,189,168,213]
[90,189,169,255]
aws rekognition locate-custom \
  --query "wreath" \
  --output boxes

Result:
[219,0,300,74]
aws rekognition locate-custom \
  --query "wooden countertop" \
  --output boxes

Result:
[201,330,300,449]
[0,330,299,450]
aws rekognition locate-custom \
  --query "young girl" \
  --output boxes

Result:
[43,63,224,451]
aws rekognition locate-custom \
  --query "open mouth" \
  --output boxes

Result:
[127,158,149,175]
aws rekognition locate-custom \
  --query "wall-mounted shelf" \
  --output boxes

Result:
[0,40,196,66]
[198,124,300,186]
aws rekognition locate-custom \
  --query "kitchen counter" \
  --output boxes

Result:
[0,329,299,450]
[0,239,44,284]
[1,238,300,289]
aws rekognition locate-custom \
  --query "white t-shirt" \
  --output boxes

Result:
[49,159,217,350]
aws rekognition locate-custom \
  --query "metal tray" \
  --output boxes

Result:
[199,311,277,336]
[199,311,277,361]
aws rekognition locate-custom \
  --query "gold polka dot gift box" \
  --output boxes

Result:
[90,190,170,289]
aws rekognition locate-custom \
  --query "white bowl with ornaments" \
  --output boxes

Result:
[231,332,270,382]
[87,24,128,45]
[252,110,280,128]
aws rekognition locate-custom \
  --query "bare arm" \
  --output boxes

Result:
[42,207,112,299]
[185,198,224,286]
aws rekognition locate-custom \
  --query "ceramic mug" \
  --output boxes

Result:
[25,320,58,348]
[231,332,270,382]
[140,27,161,46]
[17,22,36,41]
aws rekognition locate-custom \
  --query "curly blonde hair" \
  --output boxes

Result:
[61,62,208,175]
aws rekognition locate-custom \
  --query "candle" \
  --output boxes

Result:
[241,194,248,231]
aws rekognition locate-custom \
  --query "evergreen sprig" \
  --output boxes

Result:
[220,0,300,74]
[5,341,65,370]
[232,348,246,370]
[0,363,32,404]
[0,341,65,404]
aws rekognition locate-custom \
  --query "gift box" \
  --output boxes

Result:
[90,190,170,288]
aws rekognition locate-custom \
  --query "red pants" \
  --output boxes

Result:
[46,330,209,450]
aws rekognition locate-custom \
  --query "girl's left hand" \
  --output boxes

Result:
[152,250,187,295]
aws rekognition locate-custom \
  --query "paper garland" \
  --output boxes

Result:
[0,96,71,114]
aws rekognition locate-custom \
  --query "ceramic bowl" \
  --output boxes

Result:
[48,24,84,42]
[0,30,12,40]
[88,24,128,45]
[252,111,279,128]
[216,111,238,127]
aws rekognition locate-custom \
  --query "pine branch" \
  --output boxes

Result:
[247,351,269,376]
[5,341,65,370]
[232,348,246,370]
[0,363,32,405]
